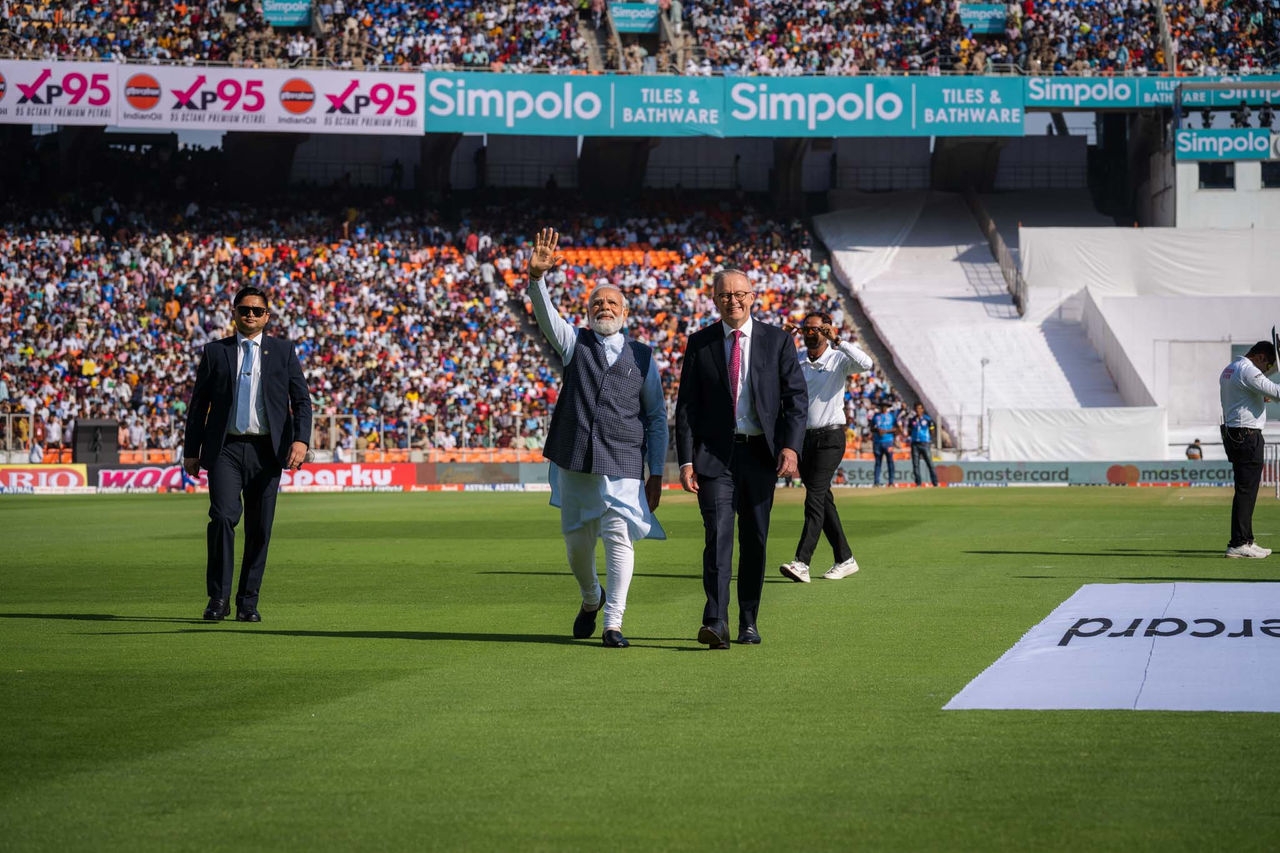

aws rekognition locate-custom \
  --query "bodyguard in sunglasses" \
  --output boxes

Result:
[183,287,313,622]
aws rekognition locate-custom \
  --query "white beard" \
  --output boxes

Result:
[590,315,624,337]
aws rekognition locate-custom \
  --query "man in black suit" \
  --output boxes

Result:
[183,287,312,623]
[676,269,808,648]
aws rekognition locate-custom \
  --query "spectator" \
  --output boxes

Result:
[1186,438,1203,460]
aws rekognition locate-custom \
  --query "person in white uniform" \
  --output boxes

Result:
[1219,340,1279,558]
[779,312,874,582]
[527,227,667,646]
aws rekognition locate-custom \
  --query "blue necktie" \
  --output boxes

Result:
[235,339,254,433]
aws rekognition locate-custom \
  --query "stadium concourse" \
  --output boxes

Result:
[0,0,1275,74]
[0,192,913,465]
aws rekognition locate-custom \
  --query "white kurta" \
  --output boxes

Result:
[530,276,667,542]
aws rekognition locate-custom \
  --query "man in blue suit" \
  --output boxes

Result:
[183,287,312,623]
[676,269,808,649]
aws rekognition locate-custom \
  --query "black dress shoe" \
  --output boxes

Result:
[203,598,229,621]
[737,624,761,645]
[697,622,730,650]
[572,587,606,639]
[602,629,630,648]
[235,609,261,623]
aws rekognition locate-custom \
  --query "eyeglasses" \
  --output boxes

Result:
[236,305,268,318]
[715,291,753,303]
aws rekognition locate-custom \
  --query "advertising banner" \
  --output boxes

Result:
[0,464,90,492]
[1025,74,1280,111]
[945,582,1280,712]
[263,0,312,27]
[611,2,660,33]
[0,60,117,125]
[117,66,424,135]
[959,4,1007,35]
[1174,128,1277,161]
[92,462,419,492]
[424,72,1024,137]
[833,459,1235,486]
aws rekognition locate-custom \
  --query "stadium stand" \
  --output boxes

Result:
[1,0,1275,73]
[0,192,906,462]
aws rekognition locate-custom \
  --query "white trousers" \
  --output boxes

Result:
[564,509,634,631]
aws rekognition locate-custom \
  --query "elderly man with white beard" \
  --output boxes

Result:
[527,227,667,648]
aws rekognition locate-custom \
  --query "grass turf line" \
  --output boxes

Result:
[0,488,1277,851]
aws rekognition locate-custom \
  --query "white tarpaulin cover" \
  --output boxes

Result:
[988,407,1166,461]
[945,583,1280,712]
[1021,228,1280,300]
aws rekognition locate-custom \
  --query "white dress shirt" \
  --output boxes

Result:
[723,317,763,435]
[1220,355,1280,429]
[229,331,269,436]
[529,275,667,541]
[799,340,874,429]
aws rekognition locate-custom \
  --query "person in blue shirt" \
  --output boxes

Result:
[907,402,938,487]
[871,399,898,487]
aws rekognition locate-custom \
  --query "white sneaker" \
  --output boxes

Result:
[823,557,860,579]
[780,561,811,583]
[1249,543,1272,557]
[1226,544,1267,559]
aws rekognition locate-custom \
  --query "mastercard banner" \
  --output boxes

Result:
[0,60,118,126]
[116,66,424,135]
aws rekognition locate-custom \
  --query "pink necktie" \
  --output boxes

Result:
[729,329,743,416]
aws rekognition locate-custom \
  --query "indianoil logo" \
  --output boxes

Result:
[279,78,316,115]
[124,73,161,111]
[0,72,7,103]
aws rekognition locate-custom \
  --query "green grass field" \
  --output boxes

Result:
[2,487,1278,852]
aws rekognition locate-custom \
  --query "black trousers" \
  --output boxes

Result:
[795,426,852,566]
[696,434,777,630]
[1222,426,1264,548]
[911,442,938,486]
[206,435,281,608]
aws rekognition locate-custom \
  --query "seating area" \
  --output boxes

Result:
[0,192,904,462]
[0,0,1275,73]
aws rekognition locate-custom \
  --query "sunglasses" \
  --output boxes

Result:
[236,305,268,318]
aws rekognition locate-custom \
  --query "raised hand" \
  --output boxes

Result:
[528,227,565,279]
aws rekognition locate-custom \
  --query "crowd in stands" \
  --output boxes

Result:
[1,0,1276,74]
[0,189,906,462]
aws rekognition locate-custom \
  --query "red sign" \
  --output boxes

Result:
[94,463,418,492]
[124,73,161,111]
[0,465,89,489]
[279,78,315,115]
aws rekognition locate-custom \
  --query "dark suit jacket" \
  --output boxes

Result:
[183,334,313,470]
[675,319,808,477]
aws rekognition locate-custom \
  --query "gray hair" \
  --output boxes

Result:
[712,267,751,293]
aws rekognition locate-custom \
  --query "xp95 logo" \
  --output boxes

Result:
[16,68,111,106]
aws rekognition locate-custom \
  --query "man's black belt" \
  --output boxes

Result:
[733,433,766,444]
[226,433,272,442]
[806,424,844,435]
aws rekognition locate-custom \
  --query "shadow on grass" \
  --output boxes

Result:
[84,627,712,650]
[0,612,207,624]
[965,549,1223,559]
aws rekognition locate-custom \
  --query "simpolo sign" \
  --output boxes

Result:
[610,2,660,33]
[1174,128,1277,161]
[263,0,311,27]
[422,72,1024,137]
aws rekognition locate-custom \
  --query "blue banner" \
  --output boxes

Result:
[959,4,1007,35]
[262,0,311,27]
[611,2,660,34]
[423,73,1025,137]
[1174,128,1276,161]
[1025,75,1280,110]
